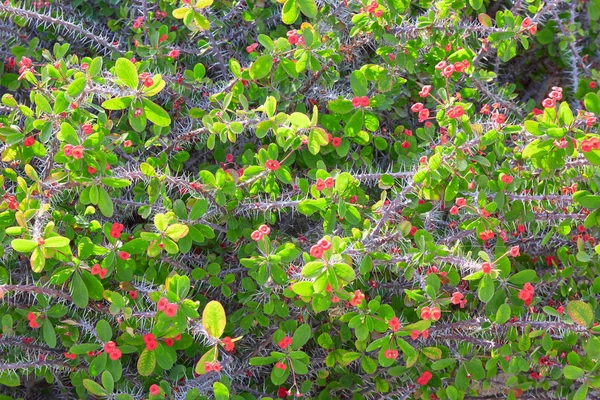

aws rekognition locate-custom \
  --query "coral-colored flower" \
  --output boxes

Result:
[222,337,235,352]
[350,290,365,307]
[388,316,401,332]
[501,175,513,184]
[324,177,335,188]
[164,338,174,347]
[265,160,280,171]
[164,303,178,317]
[72,145,84,159]
[278,336,293,350]
[259,224,271,235]
[310,245,323,258]
[435,61,447,70]
[522,17,531,28]
[411,103,424,112]
[312,178,324,191]
[482,262,492,274]
[352,97,361,107]
[168,49,180,58]
[430,307,441,321]
[411,330,421,340]
[542,98,555,108]
[451,292,464,305]
[416,371,432,385]
[104,341,116,353]
[24,137,35,147]
[64,144,73,157]
[91,264,101,275]
[150,384,161,396]
[27,312,36,321]
[360,96,370,107]
[157,297,168,311]
[384,349,399,359]
[275,362,287,370]
[420,306,431,320]
[418,108,430,122]
[332,137,342,148]
[64,352,77,360]
[87,166,96,174]
[419,85,431,98]
[449,206,459,215]
[146,341,158,351]
[98,268,107,279]
[318,239,331,250]
[109,348,122,360]
[510,246,520,257]
[251,230,263,241]
[119,251,130,260]
[401,141,410,149]
[246,43,258,53]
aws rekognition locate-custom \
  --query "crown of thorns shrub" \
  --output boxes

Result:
[1,0,600,399]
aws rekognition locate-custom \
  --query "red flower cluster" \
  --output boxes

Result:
[420,306,441,321]
[351,96,370,107]
[205,361,222,372]
[275,361,287,370]
[388,316,401,332]
[104,341,122,360]
[482,263,493,274]
[278,336,293,350]
[27,312,39,329]
[416,371,433,385]
[350,290,365,307]
[149,384,161,396]
[91,263,107,279]
[479,230,494,241]
[384,349,399,359]
[265,159,280,171]
[110,222,124,239]
[419,85,431,98]
[518,282,535,306]
[157,297,178,317]
[309,238,331,258]
[24,136,35,147]
[411,329,429,340]
[451,292,467,308]
[251,224,270,241]
[447,105,464,119]
[315,177,334,191]
[541,87,562,108]
[580,137,600,153]
[63,144,84,159]
[246,43,259,53]
[222,336,235,352]
[144,333,158,351]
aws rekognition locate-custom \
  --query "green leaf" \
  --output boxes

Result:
[115,58,138,89]
[98,187,114,217]
[43,236,70,248]
[495,303,511,324]
[288,112,311,128]
[567,300,594,327]
[102,96,133,110]
[292,323,311,349]
[67,77,87,97]
[350,71,367,96]
[282,0,299,24]
[165,224,189,241]
[478,274,495,303]
[584,92,600,115]
[42,320,57,348]
[332,263,355,282]
[298,0,317,18]
[250,55,273,80]
[96,320,112,343]
[508,270,537,285]
[137,348,156,376]
[203,301,226,338]
[564,365,585,380]
[30,247,45,273]
[142,98,171,127]
[83,379,109,396]
[11,239,37,252]
[213,382,229,400]
[71,272,89,308]
[70,343,101,354]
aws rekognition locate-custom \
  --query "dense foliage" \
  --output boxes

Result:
[1,0,600,399]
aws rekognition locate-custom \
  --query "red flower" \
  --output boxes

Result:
[310,245,323,258]
[24,137,35,147]
[265,160,280,171]
[451,292,464,305]
[275,362,287,370]
[510,246,520,257]
[332,137,342,147]
[420,306,431,320]
[411,103,424,112]
[590,81,597,89]
[449,206,459,215]
[64,144,73,157]
[419,85,432,98]
[430,307,441,321]
[317,239,331,250]
[360,96,369,107]
[384,349,399,359]
[315,178,325,191]
[168,49,180,58]
[401,141,410,149]
[87,166,96,174]
[129,290,138,300]
[164,303,178,317]
[482,263,492,274]
[150,384,160,396]
[352,97,361,107]
[350,290,365,307]
[501,175,513,184]
[416,371,432,385]
[251,230,263,241]
[278,336,293,350]
[119,251,130,260]
[259,225,271,235]
[157,298,168,311]
[109,348,122,360]
[72,145,84,159]
[388,316,401,332]
[246,43,259,53]
[64,352,77,360]
[418,108,430,123]
[222,336,235,352]
[110,222,124,239]
[278,387,289,398]
[325,177,335,188]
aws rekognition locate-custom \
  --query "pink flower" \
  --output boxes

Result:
[416,371,432,385]
[419,85,431,98]
[510,246,520,257]
[388,317,401,332]
[150,384,160,396]
[542,98,555,108]
[251,230,263,241]
[157,297,168,311]
[411,103,424,112]
[168,49,180,58]
[164,303,178,317]
[501,175,513,184]
[265,160,280,171]
[418,108,430,122]
[310,245,323,258]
